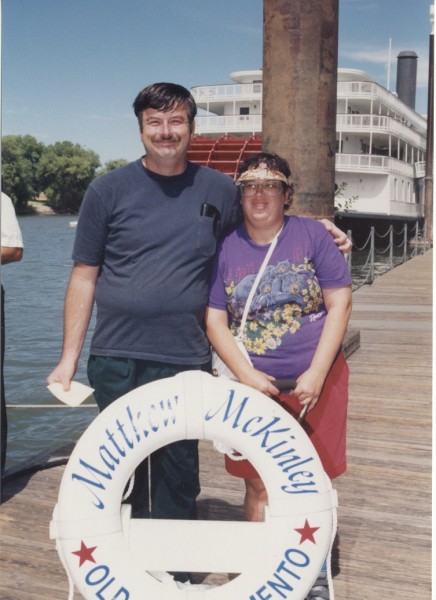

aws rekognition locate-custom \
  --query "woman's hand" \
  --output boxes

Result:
[294,285,352,413]
[206,307,279,397]
[293,368,326,412]
[237,366,280,398]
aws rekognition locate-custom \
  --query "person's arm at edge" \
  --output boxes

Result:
[47,262,99,390]
[293,285,352,411]
[205,306,279,397]
[1,246,23,264]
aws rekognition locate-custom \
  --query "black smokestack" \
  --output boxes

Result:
[396,50,418,109]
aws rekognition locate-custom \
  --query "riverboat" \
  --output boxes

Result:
[188,61,427,231]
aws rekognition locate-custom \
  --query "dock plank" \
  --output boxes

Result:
[332,250,432,600]
[0,250,432,599]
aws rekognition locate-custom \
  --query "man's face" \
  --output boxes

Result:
[140,105,194,169]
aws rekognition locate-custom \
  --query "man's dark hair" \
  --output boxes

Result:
[237,152,292,179]
[133,83,197,131]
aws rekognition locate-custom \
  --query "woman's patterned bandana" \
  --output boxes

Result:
[236,164,289,185]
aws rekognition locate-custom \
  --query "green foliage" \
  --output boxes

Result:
[99,159,129,175]
[2,135,45,208]
[334,182,358,213]
[37,141,100,213]
[1,135,103,213]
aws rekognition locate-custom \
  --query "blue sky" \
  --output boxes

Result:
[2,0,432,165]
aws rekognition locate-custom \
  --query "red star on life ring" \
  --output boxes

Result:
[72,541,97,567]
[295,520,321,544]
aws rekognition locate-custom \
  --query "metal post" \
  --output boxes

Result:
[403,224,408,262]
[389,226,394,268]
[262,0,339,218]
[423,220,427,254]
[369,226,375,283]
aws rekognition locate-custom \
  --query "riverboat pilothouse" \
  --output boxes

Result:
[188,57,427,233]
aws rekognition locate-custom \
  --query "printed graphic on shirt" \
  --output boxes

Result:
[226,257,325,355]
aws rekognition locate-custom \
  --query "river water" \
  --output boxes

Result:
[2,215,418,471]
[2,215,96,470]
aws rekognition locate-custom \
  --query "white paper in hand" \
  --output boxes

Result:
[47,381,95,407]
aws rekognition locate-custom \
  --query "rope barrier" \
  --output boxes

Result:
[348,219,430,290]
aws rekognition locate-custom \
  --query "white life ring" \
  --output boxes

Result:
[50,371,337,599]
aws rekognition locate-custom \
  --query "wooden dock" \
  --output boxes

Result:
[0,250,432,599]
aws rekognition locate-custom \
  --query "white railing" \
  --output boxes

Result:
[337,81,427,135]
[336,154,415,178]
[191,83,262,103]
[336,114,426,148]
[194,114,262,134]
[193,80,426,131]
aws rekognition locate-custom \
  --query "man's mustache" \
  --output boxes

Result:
[155,135,180,142]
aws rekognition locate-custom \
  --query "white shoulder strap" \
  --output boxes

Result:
[237,225,283,339]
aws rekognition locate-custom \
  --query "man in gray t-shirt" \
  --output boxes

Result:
[74,159,239,365]
[47,84,239,547]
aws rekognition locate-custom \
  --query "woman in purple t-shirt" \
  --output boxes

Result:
[206,152,352,523]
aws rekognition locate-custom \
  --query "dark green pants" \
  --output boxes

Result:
[88,355,210,520]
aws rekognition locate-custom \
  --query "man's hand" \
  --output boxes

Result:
[47,359,77,392]
[320,219,352,253]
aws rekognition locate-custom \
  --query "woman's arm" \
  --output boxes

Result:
[293,285,352,411]
[205,306,279,397]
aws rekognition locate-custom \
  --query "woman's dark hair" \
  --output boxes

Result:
[133,83,197,131]
[237,152,292,179]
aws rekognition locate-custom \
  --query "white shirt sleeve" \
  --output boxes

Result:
[1,192,23,248]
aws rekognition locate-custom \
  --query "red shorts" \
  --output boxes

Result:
[225,352,349,480]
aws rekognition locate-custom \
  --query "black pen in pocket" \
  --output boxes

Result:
[201,203,220,234]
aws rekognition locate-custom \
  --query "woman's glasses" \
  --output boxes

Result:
[239,180,285,197]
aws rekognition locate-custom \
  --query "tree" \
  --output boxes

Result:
[334,182,358,213]
[37,141,100,213]
[99,159,128,175]
[2,135,45,208]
